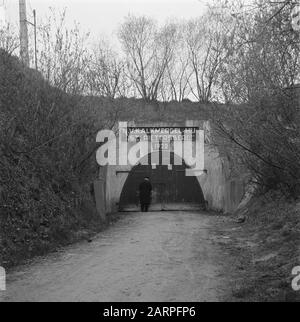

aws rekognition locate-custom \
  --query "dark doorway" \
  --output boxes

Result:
[119,153,205,211]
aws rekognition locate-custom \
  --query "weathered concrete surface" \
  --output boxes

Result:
[0,212,233,302]
[199,147,245,214]
[93,180,106,220]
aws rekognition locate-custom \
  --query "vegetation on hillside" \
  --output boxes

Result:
[0,50,113,266]
[223,192,300,302]
[209,0,300,199]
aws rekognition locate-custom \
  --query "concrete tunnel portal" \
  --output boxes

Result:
[94,121,246,217]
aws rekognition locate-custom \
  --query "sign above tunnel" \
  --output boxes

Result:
[126,127,199,142]
[125,127,199,151]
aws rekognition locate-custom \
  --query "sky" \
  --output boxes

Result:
[1,0,208,43]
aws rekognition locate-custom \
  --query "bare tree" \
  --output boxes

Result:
[37,8,90,95]
[210,0,300,197]
[118,15,177,101]
[185,12,231,103]
[86,41,129,98]
[0,23,19,55]
[212,0,300,102]
[159,23,192,102]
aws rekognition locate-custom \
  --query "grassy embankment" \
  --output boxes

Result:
[221,192,300,302]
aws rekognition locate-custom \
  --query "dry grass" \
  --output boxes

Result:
[220,193,300,302]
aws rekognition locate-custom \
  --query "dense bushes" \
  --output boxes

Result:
[209,0,300,200]
[0,50,108,266]
[211,88,300,199]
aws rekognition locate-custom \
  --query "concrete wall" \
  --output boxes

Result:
[198,146,245,214]
[94,120,246,216]
[93,166,107,220]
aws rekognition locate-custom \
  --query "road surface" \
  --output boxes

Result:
[0,211,234,302]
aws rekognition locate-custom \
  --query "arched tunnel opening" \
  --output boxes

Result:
[119,152,205,212]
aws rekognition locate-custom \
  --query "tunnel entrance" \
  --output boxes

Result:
[119,153,205,212]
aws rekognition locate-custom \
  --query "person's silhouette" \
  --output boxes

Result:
[139,177,152,212]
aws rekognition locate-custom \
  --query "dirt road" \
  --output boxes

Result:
[0,211,235,302]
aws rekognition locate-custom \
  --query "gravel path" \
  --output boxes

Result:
[0,211,231,302]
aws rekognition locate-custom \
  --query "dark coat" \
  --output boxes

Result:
[139,180,152,204]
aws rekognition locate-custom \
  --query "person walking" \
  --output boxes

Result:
[139,177,152,212]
